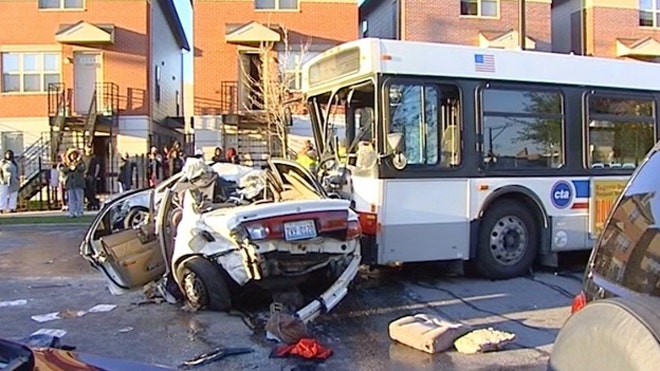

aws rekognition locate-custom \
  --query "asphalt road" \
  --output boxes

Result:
[0,224,588,371]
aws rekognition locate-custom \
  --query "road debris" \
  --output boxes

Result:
[31,304,118,322]
[31,312,61,323]
[31,328,67,338]
[0,299,27,307]
[59,309,87,319]
[88,304,117,313]
[28,283,71,289]
[270,338,333,361]
[179,347,254,369]
[265,303,310,344]
[388,314,472,354]
[18,333,76,350]
[117,326,134,334]
[453,328,516,354]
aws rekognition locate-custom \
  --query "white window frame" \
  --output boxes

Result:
[460,0,499,18]
[1,52,62,94]
[254,0,299,11]
[639,0,660,28]
[38,0,85,10]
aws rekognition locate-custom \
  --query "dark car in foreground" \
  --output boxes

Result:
[549,142,660,371]
[0,337,177,371]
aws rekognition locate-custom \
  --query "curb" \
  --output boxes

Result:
[0,223,89,230]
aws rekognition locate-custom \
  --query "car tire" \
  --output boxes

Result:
[475,201,538,280]
[549,296,660,371]
[123,207,149,229]
[180,257,232,312]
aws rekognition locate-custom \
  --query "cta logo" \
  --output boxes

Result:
[551,181,573,209]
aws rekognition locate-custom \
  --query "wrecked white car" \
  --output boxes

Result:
[80,158,361,322]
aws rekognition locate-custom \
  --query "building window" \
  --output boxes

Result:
[279,51,320,91]
[255,0,298,10]
[640,0,660,27]
[586,95,655,169]
[388,83,462,167]
[38,0,84,10]
[461,0,498,17]
[1,52,61,93]
[481,87,564,170]
[629,206,642,224]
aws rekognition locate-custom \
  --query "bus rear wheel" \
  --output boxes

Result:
[476,202,538,280]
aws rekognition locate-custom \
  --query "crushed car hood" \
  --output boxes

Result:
[200,198,356,233]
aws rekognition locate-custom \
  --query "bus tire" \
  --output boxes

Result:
[475,202,538,280]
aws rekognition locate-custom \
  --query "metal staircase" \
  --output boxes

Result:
[15,82,120,210]
[17,135,52,209]
[84,90,99,148]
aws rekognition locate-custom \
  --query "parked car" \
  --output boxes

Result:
[0,337,177,371]
[79,158,362,323]
[549,141,660,371]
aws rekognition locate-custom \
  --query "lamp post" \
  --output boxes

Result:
[519,0,526,50]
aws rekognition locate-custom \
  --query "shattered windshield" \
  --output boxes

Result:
[307,81,376,163]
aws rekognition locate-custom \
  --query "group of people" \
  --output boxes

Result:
[54,147,102,218]
[142,142,240,188]
[1,140,246,214]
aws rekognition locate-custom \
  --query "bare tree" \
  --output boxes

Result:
[238,26,311,157]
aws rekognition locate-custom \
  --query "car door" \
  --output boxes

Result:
[269,158,327,198]
[80,189,165,293]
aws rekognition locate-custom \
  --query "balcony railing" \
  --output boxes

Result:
[48,82,120,119]
[220,81,238,114]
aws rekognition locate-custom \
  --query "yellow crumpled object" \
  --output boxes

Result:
[453,328,516,354]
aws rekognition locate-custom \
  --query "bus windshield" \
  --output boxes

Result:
[306,80,375,164]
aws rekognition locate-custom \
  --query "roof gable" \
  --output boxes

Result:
[55,21,115,44]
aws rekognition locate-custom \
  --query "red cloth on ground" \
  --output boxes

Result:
[273,338,333,360]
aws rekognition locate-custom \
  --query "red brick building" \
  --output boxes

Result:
[359,0,551,51]
[552,0,660,60]
[0,0,189,197]
[193,0,358,151]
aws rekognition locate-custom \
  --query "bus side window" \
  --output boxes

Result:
[481,88,564,170]
[388,83,462,168]
[586,95,655,170]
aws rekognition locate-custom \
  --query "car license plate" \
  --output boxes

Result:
[284,220,317,241]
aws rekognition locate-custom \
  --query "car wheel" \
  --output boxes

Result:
[549,296,660,371]
[179,257,231,312]
[475,201,538,279]
[123,207,149,229]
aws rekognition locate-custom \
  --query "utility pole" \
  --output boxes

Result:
[519,0,526,50]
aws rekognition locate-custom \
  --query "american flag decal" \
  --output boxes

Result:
[474,54,496,73]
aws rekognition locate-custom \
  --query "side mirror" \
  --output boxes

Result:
[387,132,405,154]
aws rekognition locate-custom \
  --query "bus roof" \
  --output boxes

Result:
[301,38,660,96]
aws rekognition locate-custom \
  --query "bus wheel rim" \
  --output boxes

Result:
[489,215,528,266]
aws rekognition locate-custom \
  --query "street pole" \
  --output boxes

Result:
[519,0,526,50]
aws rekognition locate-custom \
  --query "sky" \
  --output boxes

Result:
[173,0,193,83]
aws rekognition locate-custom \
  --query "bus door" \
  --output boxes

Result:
[378,81,469,264]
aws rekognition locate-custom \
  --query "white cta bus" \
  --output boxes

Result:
[300,38,660,279]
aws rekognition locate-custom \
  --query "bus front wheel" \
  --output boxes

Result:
[475,202,538,279]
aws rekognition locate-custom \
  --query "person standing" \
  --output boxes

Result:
[0,150,19,213]
[56,154,68,211]
[168,144,184,176]
[60,148,86,218]
[147,146,163,187]
[118,153,133,193]
[211,147,225,164]
[83,147,101,210]
[225,147,240,164]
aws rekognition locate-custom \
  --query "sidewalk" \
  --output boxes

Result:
[0,209,98,218]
